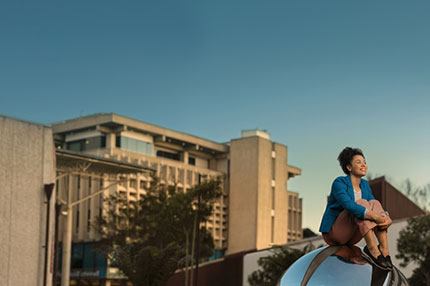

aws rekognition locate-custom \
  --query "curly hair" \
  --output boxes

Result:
[337,147,365,175]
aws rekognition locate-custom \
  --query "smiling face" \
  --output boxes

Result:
[347,155,367,177]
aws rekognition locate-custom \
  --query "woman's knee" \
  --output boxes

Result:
[369,199,382,207]
[355,199,370,207]
[369,200,385,212]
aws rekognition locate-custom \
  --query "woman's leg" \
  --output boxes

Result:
[368,200,390,256]
[363,230,381,258]
[355,199,382,258]
[323,210,357,245]
[375,230,389,256]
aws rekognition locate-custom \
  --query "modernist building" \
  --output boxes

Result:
[52,113,302,284]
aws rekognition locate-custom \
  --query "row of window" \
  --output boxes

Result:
[67,136,106,152]
[116,136,153,155]
[65,136,201,166]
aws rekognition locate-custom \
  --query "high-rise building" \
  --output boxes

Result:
[52,113,302,283]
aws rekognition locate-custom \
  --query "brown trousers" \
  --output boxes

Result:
[323,199,386,246]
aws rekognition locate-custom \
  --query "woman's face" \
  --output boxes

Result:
[347,155,367,177]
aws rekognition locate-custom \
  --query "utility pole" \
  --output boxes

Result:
[61,175,73,286]
[194,174,201,286]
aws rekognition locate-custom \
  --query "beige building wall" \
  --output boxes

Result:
[255,136,273,250]
[228,136,259,253]
[228,132,301,254]
[273,143,289,244]
[0,116,56,286]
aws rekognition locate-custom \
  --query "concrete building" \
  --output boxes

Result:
[287,191,302,242]
[228,130,302,253]
[51,113,302,284]
[0,116,56,286]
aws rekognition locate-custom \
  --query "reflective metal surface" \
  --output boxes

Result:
[279,247,392,286]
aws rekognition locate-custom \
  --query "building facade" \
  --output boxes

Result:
[0,116,56,286]
[52,113,302,283]
[369,176,426,220]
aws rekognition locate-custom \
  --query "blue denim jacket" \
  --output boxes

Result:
[319,175,375,233]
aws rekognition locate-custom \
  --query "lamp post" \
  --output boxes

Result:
[53,202,63,286]
[61,175,73,286]
[194,174,201,286]
[43,183,55,286]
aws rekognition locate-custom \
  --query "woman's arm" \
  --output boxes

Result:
[331,178,367,219]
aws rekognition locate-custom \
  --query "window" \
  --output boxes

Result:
[87,209,91,232]
[116,136,152,155]
[272,187,275,210]
[130,179,137,189]
[76,210,80,233]
[272,158,276,180]
[66,136,106,152]
[68,141,81,152]
[77,175,80,199]
[119,177,127,187]
[271,217,275,243]
[188,157,196,165]
[156,150,180,161]
[139,180,146,190]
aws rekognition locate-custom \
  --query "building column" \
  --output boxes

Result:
[106,133,116,155]
[181,151,189,164]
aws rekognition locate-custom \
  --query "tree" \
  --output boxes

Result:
[396,214,430,286]
[303,228,317,238]
[402,179,430,211]
[248,246,305,286]
[95,175,222,286]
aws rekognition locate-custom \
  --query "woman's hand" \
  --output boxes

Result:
[377,215,392,230]
[366,210,386,224]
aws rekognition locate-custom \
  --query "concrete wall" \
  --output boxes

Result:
[273,143,289,245]
[255,137,272,250]
[0,116,56,286]
[228,137,259,254]
[229,136,293,254]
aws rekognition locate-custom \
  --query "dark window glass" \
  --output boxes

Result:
[116,136,121,147]
[87,209,91,232]
[156,150,180,161]
[76,210,80,232]
[67,141,82,151]
[188,157,196,165]
[67,136,106,151]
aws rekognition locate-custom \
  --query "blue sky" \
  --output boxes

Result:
[1,0,429,232]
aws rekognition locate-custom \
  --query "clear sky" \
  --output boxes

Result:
[1,0,429,232]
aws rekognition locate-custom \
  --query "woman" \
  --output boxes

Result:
[319,147,393,270]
